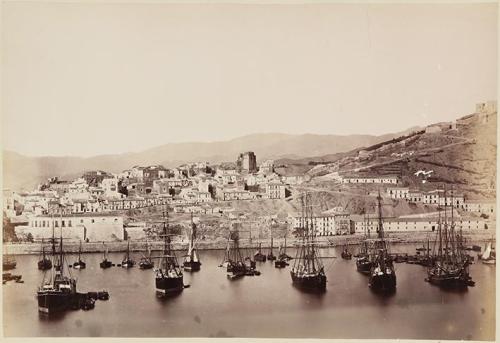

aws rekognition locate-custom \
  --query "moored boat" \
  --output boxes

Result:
[100,242,113,269]
[37,231,78,314]
[290,193,326,292]
[368,193,396,293]
[154,209,184,296]
[121,240,135,268]
[72,240,86,269]
[183,213,201,272]
[139,241,154,270]
[426,189,474,288]
[38,238,52,270]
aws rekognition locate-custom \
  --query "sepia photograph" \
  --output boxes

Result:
[1,0,497,341]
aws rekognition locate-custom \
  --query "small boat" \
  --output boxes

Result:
[278,235,293,261]
[72,241,86,269]
[275,245,289,268]
[183,214,201,272]
[254,243,267,262]
[341,242,352,260]
[356,240,372,274]
[38,239,53,270]
[139,241,154,270]
[267,235,276,261]
[100,242,113,269]
[480,241,495,265]
[121,241,135,268]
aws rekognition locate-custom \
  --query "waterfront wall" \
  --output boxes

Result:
[3,230,495,255]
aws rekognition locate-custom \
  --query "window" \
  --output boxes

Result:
[62,220,65,227]
[55,221,58,227]
[68,220,72,227]
[92,219,95,223]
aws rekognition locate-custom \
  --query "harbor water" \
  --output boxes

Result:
[2,244,495,340]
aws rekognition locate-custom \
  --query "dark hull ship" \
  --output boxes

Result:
[121,240,135,268]
[426,189,474,288]
[139,241,154,270]
[183,214,201,272]
[154,209,184,296]
[100,242,113,269]
[356,215,372,274]
[225,230,260,279]
[368,194,396,293]
[38,239,52,270]
[72,241,86,269]
[290,193,326,292]
[37,232,77,314]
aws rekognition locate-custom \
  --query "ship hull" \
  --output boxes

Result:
[356,258,372,274]
[183,261,201,271]
[369,273,397,292]
[37,292,76,314]
[290,271,326,292]
[100,260,112,269]
[426,270,472,288]
[38,260,52,270]
[155,276,184,295]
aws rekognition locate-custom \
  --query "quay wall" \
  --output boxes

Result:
[2,230,495,255]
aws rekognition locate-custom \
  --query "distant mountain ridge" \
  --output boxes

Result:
[3,129,420,191]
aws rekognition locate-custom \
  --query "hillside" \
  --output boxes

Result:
[301,111,497,200]
[3,131,411,191]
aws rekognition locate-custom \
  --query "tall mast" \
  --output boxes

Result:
[377,191,384,241]
[443,187,449,262]
[59,222,63,274]
[438,204,442,259]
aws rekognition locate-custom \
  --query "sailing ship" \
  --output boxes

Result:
[38,238,52,270]
[341,241,352,260]
[290,193,327,292]
[100,242,113,269]
[356,214,372,274]
[72,240,86,269]
[267,234,276,261]
[426,189,474,288]
[121,240,135,268]
[225,230,247,279]
[37,230,77,314]
[154,209,184,295]
[254,243,267,262]
[367,193,396,292]
[139,241,154,269]
[183,214,201,272]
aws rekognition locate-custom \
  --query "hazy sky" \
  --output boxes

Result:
[2,2,497,157]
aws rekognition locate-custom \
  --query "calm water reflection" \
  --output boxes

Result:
[2,244,495,340]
